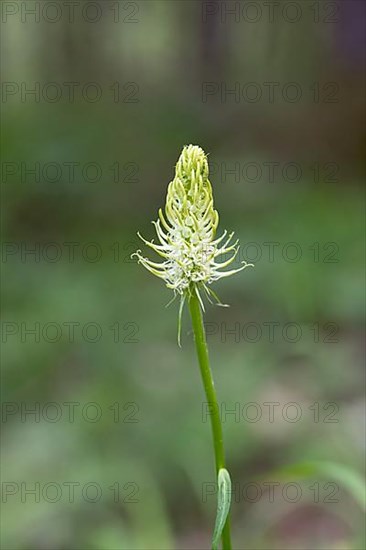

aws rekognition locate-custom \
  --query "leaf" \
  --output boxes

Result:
[314,461,366,511]
[177,294,186,347]
[259,461,366,511]
[212,468,232,550]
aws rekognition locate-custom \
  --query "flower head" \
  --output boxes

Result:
[132,145,253,340]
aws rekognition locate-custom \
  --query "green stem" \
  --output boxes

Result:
[188,291,232,550]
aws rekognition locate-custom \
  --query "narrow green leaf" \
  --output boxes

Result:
[259,461,366,511]
[313,461,366,511]
[212,468,232,550]
[177,294,186,347]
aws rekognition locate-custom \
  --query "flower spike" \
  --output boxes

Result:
[132,145,254,342]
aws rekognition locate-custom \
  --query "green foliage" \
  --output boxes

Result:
[212,469,232,550]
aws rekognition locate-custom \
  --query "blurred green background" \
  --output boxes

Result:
[1,1,365,549]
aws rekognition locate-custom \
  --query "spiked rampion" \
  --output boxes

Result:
[132,146,254,550]
[132,144,253,339]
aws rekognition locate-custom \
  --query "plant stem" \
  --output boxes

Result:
[188,291,232,550]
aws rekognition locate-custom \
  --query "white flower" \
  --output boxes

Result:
[132,145,253,341]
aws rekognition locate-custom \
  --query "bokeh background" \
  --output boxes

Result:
[1,1,365,549]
